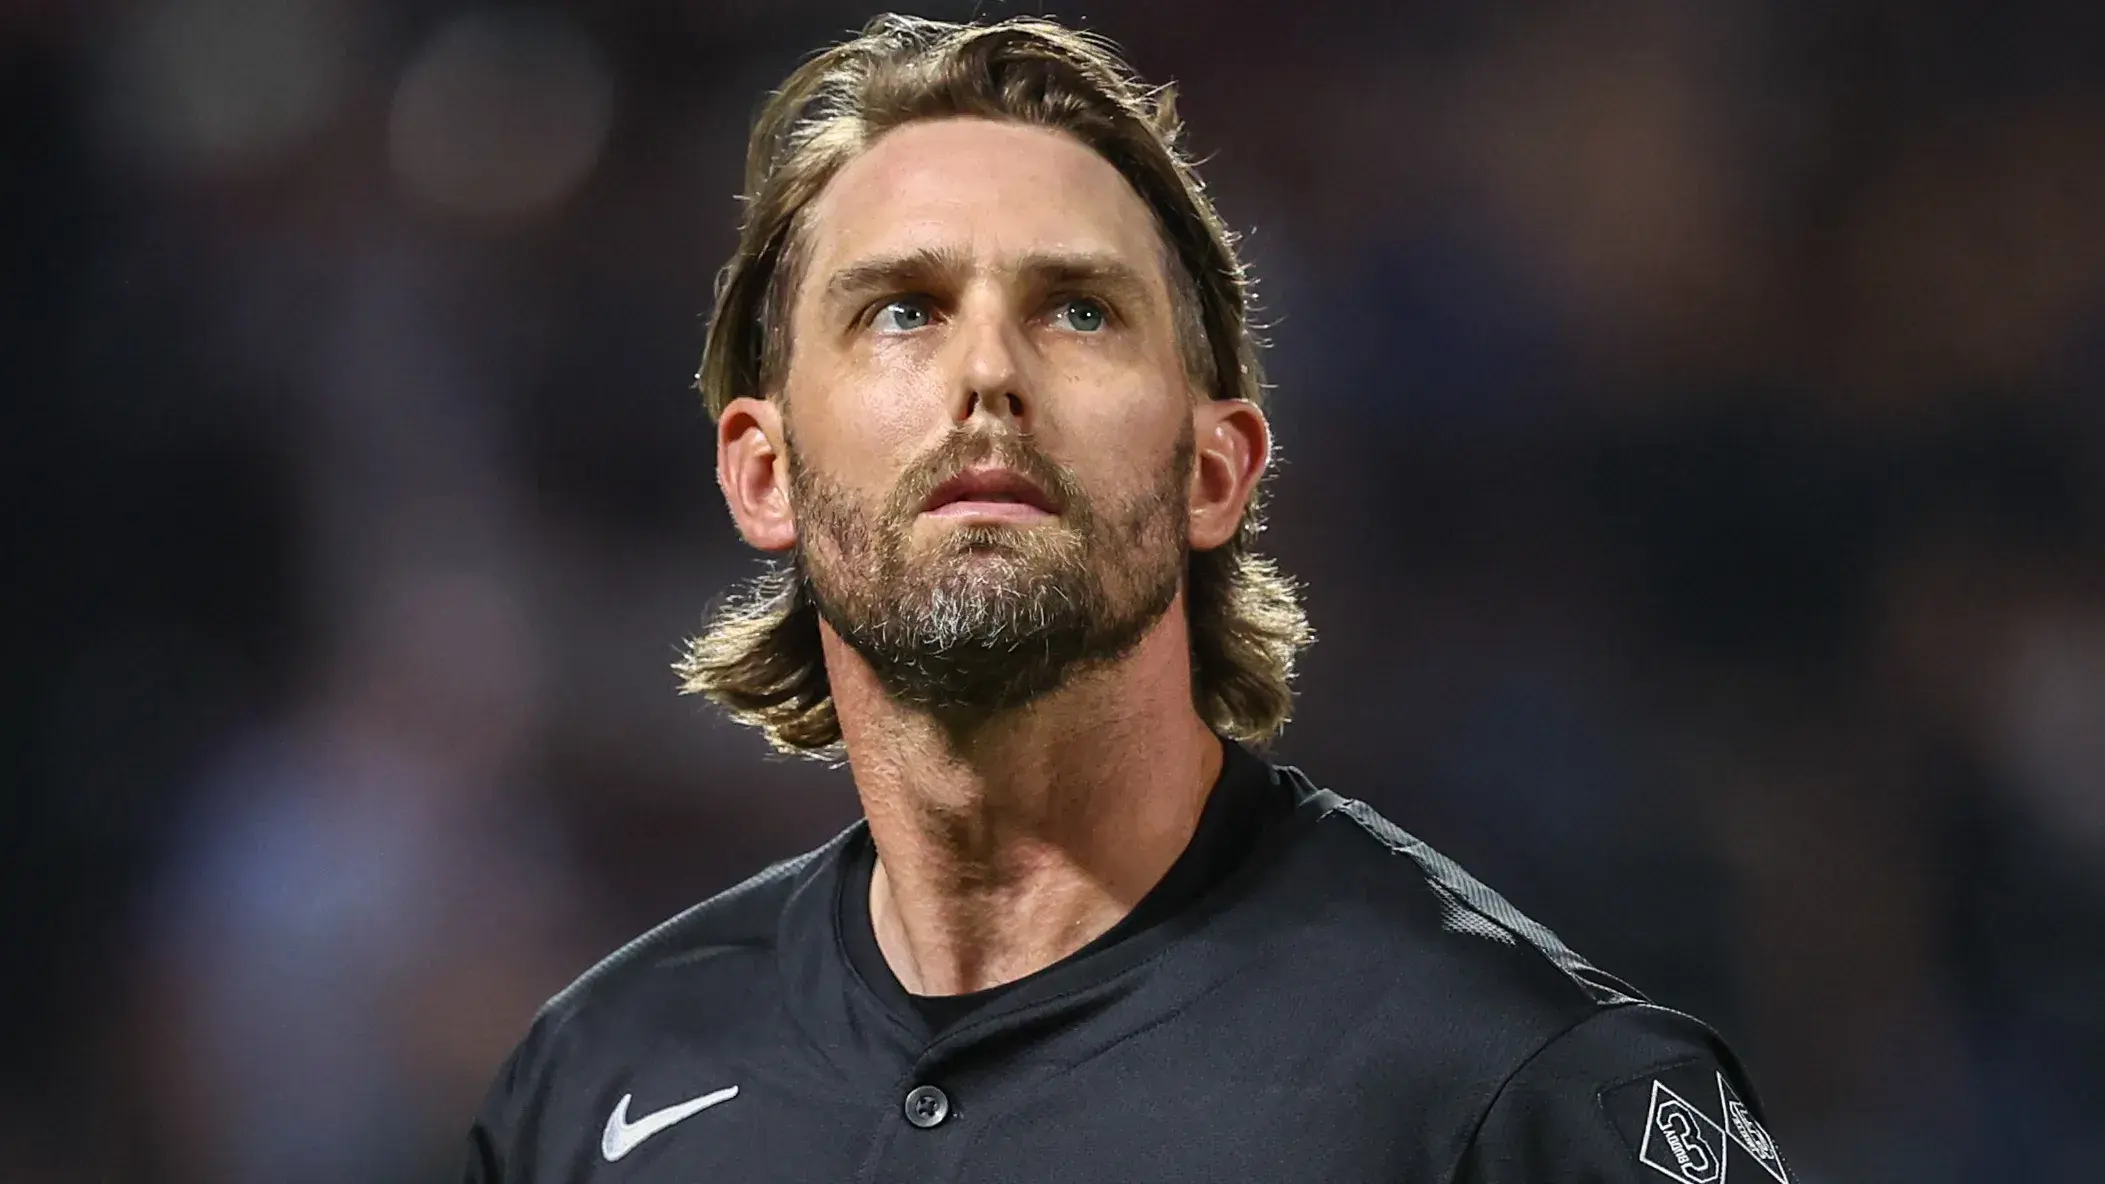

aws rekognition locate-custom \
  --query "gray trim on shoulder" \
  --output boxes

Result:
[1314,787,1644,1009]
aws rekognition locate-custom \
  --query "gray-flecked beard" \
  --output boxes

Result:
[792,427,1190,716]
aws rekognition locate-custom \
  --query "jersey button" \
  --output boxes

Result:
[903,1084,951,1129]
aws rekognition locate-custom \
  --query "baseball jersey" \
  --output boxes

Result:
[463,740,1794,1184]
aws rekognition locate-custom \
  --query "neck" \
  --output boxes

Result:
[825,602,1222,996]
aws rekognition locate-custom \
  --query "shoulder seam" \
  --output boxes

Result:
[536,843,828,1045]
[1440,1002,1638,1184]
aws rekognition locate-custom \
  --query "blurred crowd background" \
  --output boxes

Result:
[7,0,2105,1180]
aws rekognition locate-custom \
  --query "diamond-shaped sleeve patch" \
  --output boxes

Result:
[1637,1079,1727,1184]
[1603,1063,1793,1184]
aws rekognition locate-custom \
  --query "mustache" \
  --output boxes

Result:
[883,429,1087,525]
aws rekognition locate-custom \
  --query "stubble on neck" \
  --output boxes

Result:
[826,602,1225,996]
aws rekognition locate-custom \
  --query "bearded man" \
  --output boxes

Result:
[464,16,1794,1184]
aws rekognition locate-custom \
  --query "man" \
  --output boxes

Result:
[465,15,1794,1183]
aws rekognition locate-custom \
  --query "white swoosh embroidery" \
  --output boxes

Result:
[601,1086,740,1162]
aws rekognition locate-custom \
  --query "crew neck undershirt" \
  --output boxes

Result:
[838,739,1281,1035]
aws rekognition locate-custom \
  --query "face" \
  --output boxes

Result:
[718,118,1266,715]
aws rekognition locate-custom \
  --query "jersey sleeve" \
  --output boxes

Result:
[1450,1004,1797,1184]
[460,1026,543,1184]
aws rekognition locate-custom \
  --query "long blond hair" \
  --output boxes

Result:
[678,14,1311,756]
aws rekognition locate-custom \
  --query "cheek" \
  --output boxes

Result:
[866,394,939,464]
[1054,373,1188,484]
[789,358,944,491]
[1052,360,1187,442]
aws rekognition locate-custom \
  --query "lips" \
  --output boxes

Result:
[921,466,1061,515]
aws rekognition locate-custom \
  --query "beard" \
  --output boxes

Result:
[790,423,1191,716]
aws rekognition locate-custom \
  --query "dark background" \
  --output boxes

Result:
[7,1,2105,1180]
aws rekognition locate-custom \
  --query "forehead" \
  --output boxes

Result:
[799,118,1168,287]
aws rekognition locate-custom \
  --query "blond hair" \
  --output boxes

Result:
[679,14,1311,755]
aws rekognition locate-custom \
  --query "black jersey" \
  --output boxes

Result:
[463,742,1794,1184]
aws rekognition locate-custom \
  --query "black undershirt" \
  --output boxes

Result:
[839,738,1282,1034]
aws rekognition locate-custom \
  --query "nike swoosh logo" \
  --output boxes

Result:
[600,1085,740,1162]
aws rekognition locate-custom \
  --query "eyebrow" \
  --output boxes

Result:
[820,245,1160,315]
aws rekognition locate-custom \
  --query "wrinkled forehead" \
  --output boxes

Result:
[796,117,1176,300]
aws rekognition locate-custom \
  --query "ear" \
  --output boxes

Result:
[717,396,797,552]
[1187,398,1269,551]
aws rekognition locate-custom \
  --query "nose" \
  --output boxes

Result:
[948,299,1034,432]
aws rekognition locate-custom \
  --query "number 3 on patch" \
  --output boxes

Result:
[1639,1080,1727,1184]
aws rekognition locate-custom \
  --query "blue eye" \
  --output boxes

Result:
[873,297,933,333]
[1055,298,1107,332]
